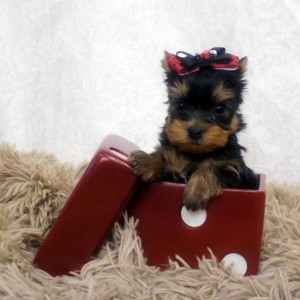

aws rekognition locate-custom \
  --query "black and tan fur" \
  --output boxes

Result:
[128,52,258,211]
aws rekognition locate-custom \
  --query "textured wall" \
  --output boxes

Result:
[0,0,299,183]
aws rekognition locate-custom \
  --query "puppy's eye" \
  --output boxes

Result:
[215,104,226,115]
[176,102,185,110]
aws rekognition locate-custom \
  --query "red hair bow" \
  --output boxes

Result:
[167,47,240,76]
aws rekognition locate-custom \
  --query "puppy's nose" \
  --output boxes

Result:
[187,126,202,140]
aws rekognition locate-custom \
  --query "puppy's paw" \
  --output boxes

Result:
[183,183,222,211]
[183,188,209,211]
[128,150,161,182]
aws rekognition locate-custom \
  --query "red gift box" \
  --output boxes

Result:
[34,135,265,276]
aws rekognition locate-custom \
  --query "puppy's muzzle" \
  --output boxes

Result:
[187,126,203,141]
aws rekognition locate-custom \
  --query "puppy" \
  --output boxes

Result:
[128,47,259,211]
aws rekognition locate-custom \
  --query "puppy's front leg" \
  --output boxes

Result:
[183,161,222,211]
[128,148,165,182]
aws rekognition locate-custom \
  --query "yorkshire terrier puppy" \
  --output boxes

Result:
[128,47,259,211]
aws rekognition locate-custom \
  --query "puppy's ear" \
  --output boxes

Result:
[161,51,171,72]
[239,57,248,76]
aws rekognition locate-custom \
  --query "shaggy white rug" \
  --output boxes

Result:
[0,144,299,299]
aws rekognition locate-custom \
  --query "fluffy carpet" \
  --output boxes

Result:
[0,144,299,300]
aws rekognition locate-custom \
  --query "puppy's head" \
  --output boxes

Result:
[162,49,247,154]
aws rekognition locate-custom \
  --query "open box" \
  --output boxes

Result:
[33,134,265,276]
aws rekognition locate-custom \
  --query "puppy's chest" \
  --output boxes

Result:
[163,150,197,182]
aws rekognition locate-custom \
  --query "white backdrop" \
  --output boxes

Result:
[0,0,299,183]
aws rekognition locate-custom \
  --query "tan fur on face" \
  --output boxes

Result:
[213,82,235,102]
[165,119,193,146]
[229,115,239,133]
[168,80,189,99]
[197,123,232,152]
[165,116,240,154]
